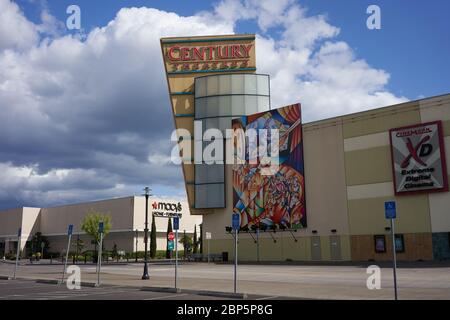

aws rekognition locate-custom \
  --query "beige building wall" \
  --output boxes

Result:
[40,196,134,236]
[0,195,202,255]
[203,94,450,262]
[419,95,450,233]
[0,207,41,254]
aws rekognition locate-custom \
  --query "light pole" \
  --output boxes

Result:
[142,186,152,280]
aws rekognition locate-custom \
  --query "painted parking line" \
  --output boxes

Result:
[0,294,25,299]
[144,293,189,300]
[31,290,133,300]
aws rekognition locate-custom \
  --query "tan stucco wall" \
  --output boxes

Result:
[302,119,350,236]
[40,197,134,236]
[0,208,23,238]
[420,95,450,233]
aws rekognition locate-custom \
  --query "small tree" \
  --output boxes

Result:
[112,243,118,259]
[31,232,50,257]
[72,236,84,257]
[179,231,193,258]
[193,225,198,254]
[166,218,173,259]
[80,210,112,262]
[150,215,157,259]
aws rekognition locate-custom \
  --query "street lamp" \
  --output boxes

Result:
[142,186,152,280]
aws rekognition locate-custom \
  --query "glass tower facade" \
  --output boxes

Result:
[194,73,271,209]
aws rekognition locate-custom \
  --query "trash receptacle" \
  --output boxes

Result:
[222,251,228,262]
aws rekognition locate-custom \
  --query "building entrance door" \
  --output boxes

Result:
[311,236,321,261]
[330,235,341,260]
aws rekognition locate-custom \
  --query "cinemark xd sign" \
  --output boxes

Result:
[389,121,448,195]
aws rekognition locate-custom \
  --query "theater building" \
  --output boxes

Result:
[0,196,201,257]
[161,34,450,262]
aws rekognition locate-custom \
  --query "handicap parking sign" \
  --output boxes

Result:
[385,201,396,219]
[232,213,240,231]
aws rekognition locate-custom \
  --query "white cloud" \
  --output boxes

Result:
[0,0,39,50]
[0,0,408,208]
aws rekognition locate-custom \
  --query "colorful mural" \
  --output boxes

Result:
[232,104,307,229]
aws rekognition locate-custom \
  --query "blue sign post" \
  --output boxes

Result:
[232,213,240,293]
[68,224,73,236]
[13,228,22,279]
[173,216,180,291]
[97,221,104,286]
[232,213,240,231]
[173,216,179,231]
[98,222,104,234]
[62,224,74,284]
[384,201,398,300]
[385,201,396,219]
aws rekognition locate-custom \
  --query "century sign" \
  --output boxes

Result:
[162,37,255,73]
[152,201,183,218]
[389,121,448,195]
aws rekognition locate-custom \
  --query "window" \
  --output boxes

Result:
[195,184,225,208]
[374,235,386,253]
[395,234,405,253]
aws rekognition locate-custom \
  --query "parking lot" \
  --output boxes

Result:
[0,278,261,300]
[1,261,450,300]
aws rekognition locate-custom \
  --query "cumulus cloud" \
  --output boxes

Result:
[0,0,407,209]
[0,0,39,50]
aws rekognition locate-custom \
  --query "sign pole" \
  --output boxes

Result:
[173,215,179,291]
[256,228,260,263]
[97,232,103,286]
[13,228,21,279]
[234,228,238,294]
[97,221,104,287]
[232,213,240,294]
[61,224,73,284]
[208,237,210,264]
[175,228,178,290]
[385,201,398,300]
[391,218,398,300]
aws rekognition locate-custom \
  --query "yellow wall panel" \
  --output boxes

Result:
[345,146,392,186]
[342,101,421,139]
[348,195,431,235]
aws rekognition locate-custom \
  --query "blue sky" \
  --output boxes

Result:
[17,0,450,100]
[0,0,448,209]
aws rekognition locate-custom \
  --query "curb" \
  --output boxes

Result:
[36,279,60,284]
[192,290,248,300]
[140,286,182,294]
[35,279,98,287]
[139,286,247,299]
